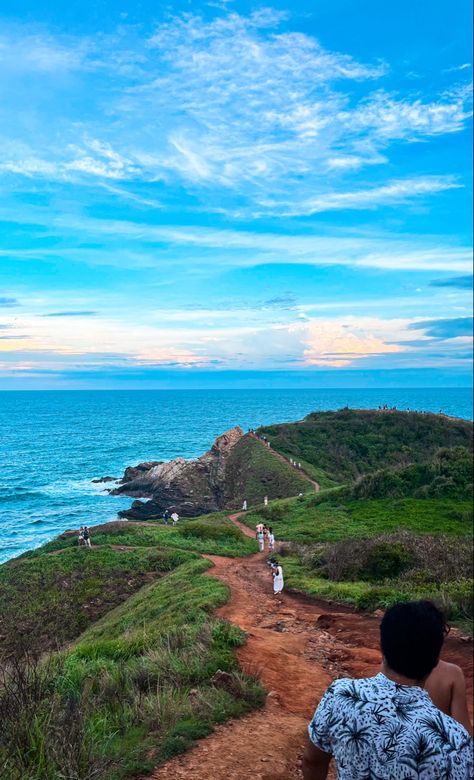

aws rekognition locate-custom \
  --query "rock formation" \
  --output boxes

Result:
[112,427,245,519]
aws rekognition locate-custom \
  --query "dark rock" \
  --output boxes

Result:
[92,476,117,483]
[114,427,245,520]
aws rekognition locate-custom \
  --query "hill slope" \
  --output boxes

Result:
[259,409,473,483]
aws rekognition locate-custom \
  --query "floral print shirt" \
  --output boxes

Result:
[308,673,473,779]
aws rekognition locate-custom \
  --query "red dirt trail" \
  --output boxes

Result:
[146,513,473,780]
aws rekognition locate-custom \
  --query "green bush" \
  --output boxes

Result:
[178,522,242,541]
[363,542,415,582]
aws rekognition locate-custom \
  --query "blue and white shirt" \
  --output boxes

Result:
[308,673,473,779]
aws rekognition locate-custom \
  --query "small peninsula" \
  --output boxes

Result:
[1,408,472,780]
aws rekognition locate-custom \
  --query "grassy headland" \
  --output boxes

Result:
[0,516,263,780]
[258,408,473,483]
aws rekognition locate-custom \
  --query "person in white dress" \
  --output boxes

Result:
[272,560,284,594]
[263,495,268,506]
[171,512,179,525]
[242,499,247,511]
[257,530,265,552]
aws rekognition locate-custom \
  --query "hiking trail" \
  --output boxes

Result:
[144,512,473,780]
[249,433,320,492]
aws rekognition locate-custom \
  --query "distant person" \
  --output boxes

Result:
[257,529,265,552]
[78,526,85,547]
[163,509,170,525]
[271,560,284,594]
[264,495,268,506]
[426,660,473,736]
[255,521,264,536]
[302,601,473,779]
[298,462,301,469]
[82,526,91,548]
[171,512,179,526]
[242,499,247,511]
[267,527,275,552]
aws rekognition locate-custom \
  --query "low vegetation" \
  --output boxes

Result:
[224,435,312,506]
[0,545,193,656]
[259,409,473,483]
[351,446,473,500]
[244,493,473,543]
[20,515,258,560]
[0,560,265,780]
[246,487,473,631]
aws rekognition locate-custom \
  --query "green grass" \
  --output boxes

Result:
[0,545,194,655]
[244,493,473,543]
[282,554,473,624]
[259,408,472,484]
[224,435,312,506]
[0,557,265,780]
[20,515,258,559]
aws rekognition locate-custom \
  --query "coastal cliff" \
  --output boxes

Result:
[111,426,311,519]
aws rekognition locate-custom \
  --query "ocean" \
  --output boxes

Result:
[0,388,472,564]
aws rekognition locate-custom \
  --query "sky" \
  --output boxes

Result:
[0,0,472,389]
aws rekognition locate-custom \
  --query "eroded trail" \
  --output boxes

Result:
[147,513,473,780]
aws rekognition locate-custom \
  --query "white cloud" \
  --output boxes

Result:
[0,10,471,216]
[270,175,461,216]
[295,317,406,367]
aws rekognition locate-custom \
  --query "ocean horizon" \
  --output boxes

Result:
[1,387,472,564]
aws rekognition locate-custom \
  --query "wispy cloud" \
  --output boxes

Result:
[267,175,461,216]
[0,10,471,216]
[0,296,19,307]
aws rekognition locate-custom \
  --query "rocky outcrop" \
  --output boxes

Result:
[112,427,245,519]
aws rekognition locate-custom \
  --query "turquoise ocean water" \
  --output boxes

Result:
[0,388,472,563]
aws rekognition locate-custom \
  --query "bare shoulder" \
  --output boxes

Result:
[430,660,464,681]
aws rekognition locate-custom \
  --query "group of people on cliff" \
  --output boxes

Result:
[77,526,91,547]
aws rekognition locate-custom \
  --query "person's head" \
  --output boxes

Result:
[269,527,273,533]
[380,600,446,682]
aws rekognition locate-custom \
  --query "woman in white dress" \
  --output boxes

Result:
[272,560,284,594]
[257,530,265,552]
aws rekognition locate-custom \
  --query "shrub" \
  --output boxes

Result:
[363,542,415,582]
[178,522,242,541]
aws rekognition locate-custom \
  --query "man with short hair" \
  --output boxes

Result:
[302,601,473,779]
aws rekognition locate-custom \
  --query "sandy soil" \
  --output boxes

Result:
[146,514,473,780]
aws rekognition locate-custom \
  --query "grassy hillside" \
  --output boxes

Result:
[259,409,473,483]
[20,516,258,560]
[244,490,473,626]
[224,434,312,507]
[0,516,264,780]
[351,446,473,500]
[0,545,193,656]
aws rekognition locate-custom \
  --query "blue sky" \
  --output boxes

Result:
[0,0,472,388]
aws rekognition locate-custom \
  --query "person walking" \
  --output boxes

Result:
[171,512,179,526]
[271,560,284,594]
[267,527,275,552]
[264,495,268,506]
[78,526,85,547]
[82,526,91,548]
[163,509,170,525]
[257,529,265,552]
[302,601,473,779]
[242,499,247,511]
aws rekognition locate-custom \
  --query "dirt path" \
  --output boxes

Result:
[249,433,320,492]
[147,513,473,780]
